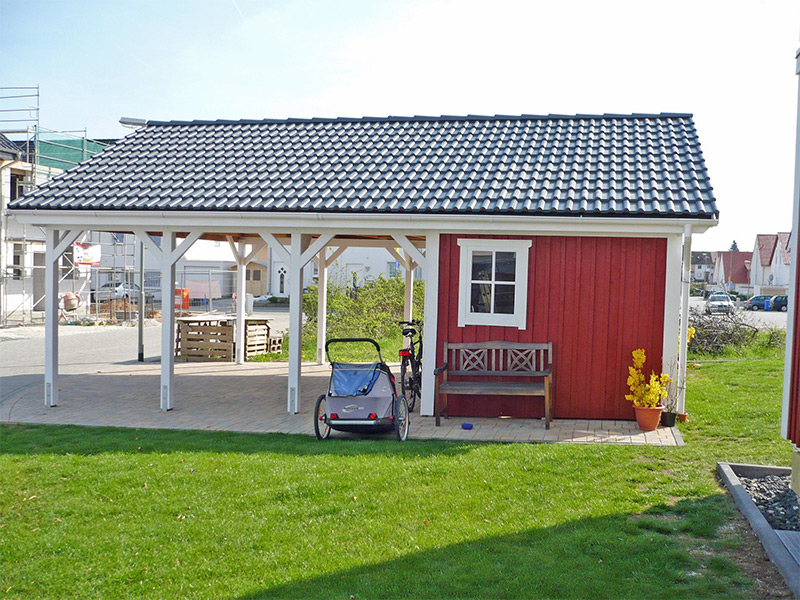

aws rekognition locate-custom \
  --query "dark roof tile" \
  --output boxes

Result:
[10,113,717,218]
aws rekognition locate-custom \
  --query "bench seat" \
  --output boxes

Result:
[435,341,553,428]
[438,381,546,395]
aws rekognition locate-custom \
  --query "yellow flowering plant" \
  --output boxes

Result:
[625,349,672,408]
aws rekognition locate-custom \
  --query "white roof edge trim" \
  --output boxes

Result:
[8,209,718,236]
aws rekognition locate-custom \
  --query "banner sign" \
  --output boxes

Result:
[74,242,101,266]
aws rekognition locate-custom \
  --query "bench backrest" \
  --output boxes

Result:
[443,341,552,377]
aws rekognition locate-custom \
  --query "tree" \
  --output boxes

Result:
[729,240,739,252]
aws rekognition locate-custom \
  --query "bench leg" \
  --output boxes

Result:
[544,377,552,430]
[436,393,448,427]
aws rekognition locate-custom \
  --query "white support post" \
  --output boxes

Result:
[677,227,693,414]
[235,241,247,365]
[420,232,439,416]
[317,247,328,364]
[782,47,800,441]
[160,232,177,411]
[43,228,83,408]
[286,233,307,413]
[403,250,415,340]
[44,229,60,407]
[661,233,683,411]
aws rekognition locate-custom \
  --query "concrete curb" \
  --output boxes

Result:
[717,462,800,599]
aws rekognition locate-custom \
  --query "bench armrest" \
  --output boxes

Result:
[434,362,448,376]
[540,366,552,377]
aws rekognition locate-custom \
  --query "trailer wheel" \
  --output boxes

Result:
[394,395,409,442]
[314,395,331,440]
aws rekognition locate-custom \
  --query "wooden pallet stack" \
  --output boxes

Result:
[244,319,271,359]
[175,317,234,362]
[175,315,280,362]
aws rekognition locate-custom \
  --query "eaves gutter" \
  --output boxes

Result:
[7,208,719,236]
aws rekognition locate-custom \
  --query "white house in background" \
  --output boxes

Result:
[750,234,778,295]
[750,232,791,296]
[171,239,420,300]
[769,232,792,294]
[690,251,713,282]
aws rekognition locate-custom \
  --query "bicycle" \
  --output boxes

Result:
[397,319,422,412]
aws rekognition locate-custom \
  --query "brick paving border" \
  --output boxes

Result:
[2,361,682,446]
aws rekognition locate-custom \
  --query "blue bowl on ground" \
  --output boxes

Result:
[461,422,473,430]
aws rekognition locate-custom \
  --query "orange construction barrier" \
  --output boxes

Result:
[175,288,190,309]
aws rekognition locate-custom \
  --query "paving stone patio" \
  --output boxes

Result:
[0,361,683,446]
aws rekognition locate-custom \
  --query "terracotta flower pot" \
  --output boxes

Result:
[634,405,663,431]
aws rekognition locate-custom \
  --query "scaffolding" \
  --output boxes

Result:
[0,86,111,326]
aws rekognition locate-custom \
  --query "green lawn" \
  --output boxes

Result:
[0,355,793,599]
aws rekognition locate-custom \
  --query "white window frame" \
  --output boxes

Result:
[457,238,531,330]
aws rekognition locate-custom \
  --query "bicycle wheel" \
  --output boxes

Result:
[408,361,421,413]
[400,357,419,412]
[314,394,331,440]
[394,395,409,442]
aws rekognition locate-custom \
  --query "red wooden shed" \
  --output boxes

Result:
[8,112,718,424]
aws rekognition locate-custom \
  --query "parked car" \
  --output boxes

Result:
[744,295,773,311]
[705,293,734,314]
[770,295,788,312]
[91,282,142,302]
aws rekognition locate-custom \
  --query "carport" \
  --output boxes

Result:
[8,113,717,422]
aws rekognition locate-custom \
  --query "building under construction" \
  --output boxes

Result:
[0,86,113,326]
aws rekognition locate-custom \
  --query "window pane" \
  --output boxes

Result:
[494,284,515,314]
[471,283,492,313]
[471,251,492,281]
[253,270,261,281]
[495,251,516,281]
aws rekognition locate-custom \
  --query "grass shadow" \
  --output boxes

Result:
[233,495,751,600]
[0,422,475,459]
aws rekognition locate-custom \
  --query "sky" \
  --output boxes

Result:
[1,0,799,252]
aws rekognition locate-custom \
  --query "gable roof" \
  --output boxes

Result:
[777,232,792,266]
[755,234,778,267]
[715,251,750,284]
[9,113,718,219]
[691,251,712,265]
[0,133,20,161]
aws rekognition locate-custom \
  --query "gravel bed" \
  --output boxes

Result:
[739,474,800,531]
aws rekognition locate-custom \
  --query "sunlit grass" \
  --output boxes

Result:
[0,354,792,599]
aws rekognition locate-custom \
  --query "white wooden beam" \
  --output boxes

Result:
[386,246,409,270]
[160,232,177,411]
[54,229,83,259]
[243,240,266,265]
[286,233,307,413]
[300,233,335,269]
[235,240,247,365]
[420,232,439,416]
[132,229,164,258]
[324,246,346,268]
[317,247,328,364]
[259,232,291,264]
[226,235,239,261]
[403,250,415,325]
[782,48,800,441]
[168,231,202,265]
[44,229,60,407]
[391,234,426,269]
[662,233,682,413]
[677,226,693,415]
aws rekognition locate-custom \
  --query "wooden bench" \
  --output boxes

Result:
[434,341,553,428]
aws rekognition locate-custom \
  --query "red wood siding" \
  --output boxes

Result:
[788,253,800,446]
[436,235,667,420]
